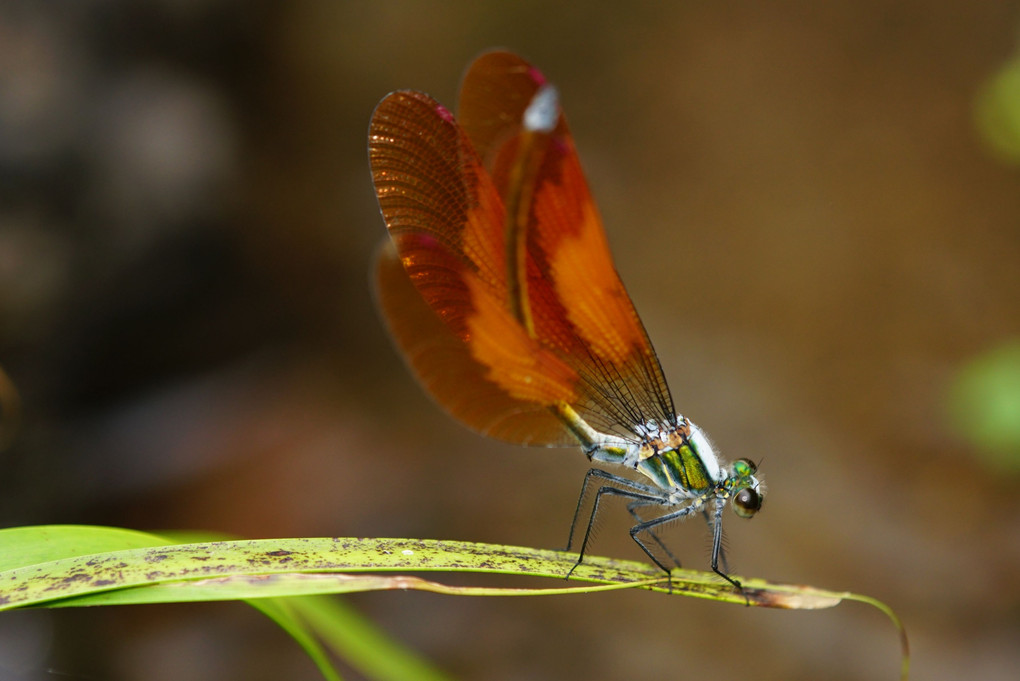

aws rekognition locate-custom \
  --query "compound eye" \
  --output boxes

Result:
[733,487,762,518]
[733,458,758,476]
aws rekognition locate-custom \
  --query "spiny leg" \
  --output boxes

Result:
[565,470,668,579]
[565,468,664,552]
[628,503,702,576]
[700,507,730,576]
[708,497,746,598]
[568,484,669,577]
[628,498,682,569]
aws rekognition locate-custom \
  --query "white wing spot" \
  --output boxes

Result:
[524,85,559,133]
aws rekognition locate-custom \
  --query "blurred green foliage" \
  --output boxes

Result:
[949,340,1020,473]
[975,49,1020,164]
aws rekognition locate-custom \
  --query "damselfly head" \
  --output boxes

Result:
[729,458,764,519]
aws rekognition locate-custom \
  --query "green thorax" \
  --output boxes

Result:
[637,442,716,493]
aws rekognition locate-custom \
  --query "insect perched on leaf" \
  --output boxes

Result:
[369,51,764,591]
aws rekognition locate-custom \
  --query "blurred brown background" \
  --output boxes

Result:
[2,1,1018,680]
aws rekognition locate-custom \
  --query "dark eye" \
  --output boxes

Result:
[733,488,761,518]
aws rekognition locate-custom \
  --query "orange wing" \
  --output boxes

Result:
[374,240,574,445]
[370,89,578,445]
[369,52,676,446]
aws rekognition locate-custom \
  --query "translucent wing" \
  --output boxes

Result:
[374,241,574,445]
[369,52,677,447]
[458,52,677,438]
[370,90,577,445]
